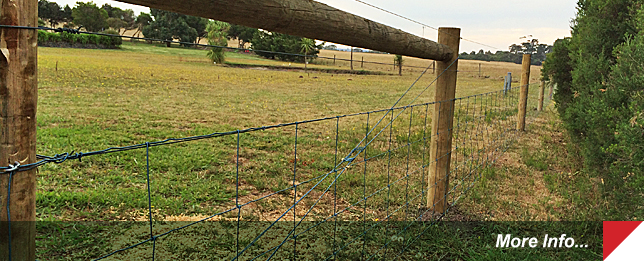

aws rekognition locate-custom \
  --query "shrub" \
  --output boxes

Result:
[251,31,321,62]
[38,30,50,42]
[102,29,122,46]
[37,30,122,47]
[78,34,90,44]
[546,0,644,220]
[48,32,61,42]
[60,32,75,43]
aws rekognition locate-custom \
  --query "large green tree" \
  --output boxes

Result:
[72,2,108,32]
[545,0,644,219]
[227,24,258,48]
[38,0,72,27]
[251,31,321,62]
[184,15,209,43]
[300,38,315,70]
[101,4,136,34]
[133,13,152,38]
[206,21,230,64]
[142,9,208,46]
[542,38,573,115]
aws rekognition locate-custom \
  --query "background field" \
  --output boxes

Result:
[33,41,576,260]
[37,41,540,220]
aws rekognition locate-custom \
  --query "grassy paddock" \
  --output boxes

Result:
[459,104,605,221]
[34,41,544,259]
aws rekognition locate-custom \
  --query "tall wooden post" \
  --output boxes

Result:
[537,80,545,111]
[478,63,481,78]
[361,56,363,68]
[350,47,354,70]
[427,27,460,213]
[0,0,38,260]
[333,54,336,66]
[517,54,531,131]
[433,61,436,74]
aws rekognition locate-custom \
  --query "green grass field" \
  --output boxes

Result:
[30,42,604,260]
[36,41,533,221]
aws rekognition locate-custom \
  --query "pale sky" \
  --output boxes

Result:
[51,0,577,52]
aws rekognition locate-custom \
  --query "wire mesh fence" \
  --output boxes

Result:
[0,25,553,261]
[2,83,549,260]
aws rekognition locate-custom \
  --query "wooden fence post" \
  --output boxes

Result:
[517,54,531,131]
[0,0,38,260]
[350,47,354,70]
[538,80,545,111]
[478,63,481,78]
[428,27,460,213]
[333,54,336,66]
[361,56,363,68]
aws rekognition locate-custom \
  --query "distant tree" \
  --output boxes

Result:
[101,4,115,18]
[394,54,403,76]
[509,44,523,54]
[72,2,108,32]
[38,0,66,27]
[533,43,550,63]
[133,13,152,37]
[142,9,198,46]
[521,39,539,54]
[62,5,73,22]
[227,24,258,48]
[185,15,209,43]
[106,18,127,34]
[251,31,321,62]
[300,38,316,70]
[119,9,137,33]
[324,45,338,51]
[206,20,230,64]
[459,43,551,65]
[101,4,136,34]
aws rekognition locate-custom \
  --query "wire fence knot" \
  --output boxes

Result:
[6,161,20,172]
[54,152,72,164]
[53,27,81,34]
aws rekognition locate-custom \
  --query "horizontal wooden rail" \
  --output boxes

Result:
[116,0,454,61]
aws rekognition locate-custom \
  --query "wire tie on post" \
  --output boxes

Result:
[6,161,20,173]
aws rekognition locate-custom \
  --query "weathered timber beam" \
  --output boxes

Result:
[116,0,454,61]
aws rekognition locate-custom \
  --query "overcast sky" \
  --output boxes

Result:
[51,0,577,52]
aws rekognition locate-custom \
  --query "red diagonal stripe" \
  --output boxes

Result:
[603,221,642,260]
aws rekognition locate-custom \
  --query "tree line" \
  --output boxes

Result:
[543,0,644,220]
[38,1,322,63]
[459,41,552,66]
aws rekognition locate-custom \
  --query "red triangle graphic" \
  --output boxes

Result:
[603,221,642,260]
